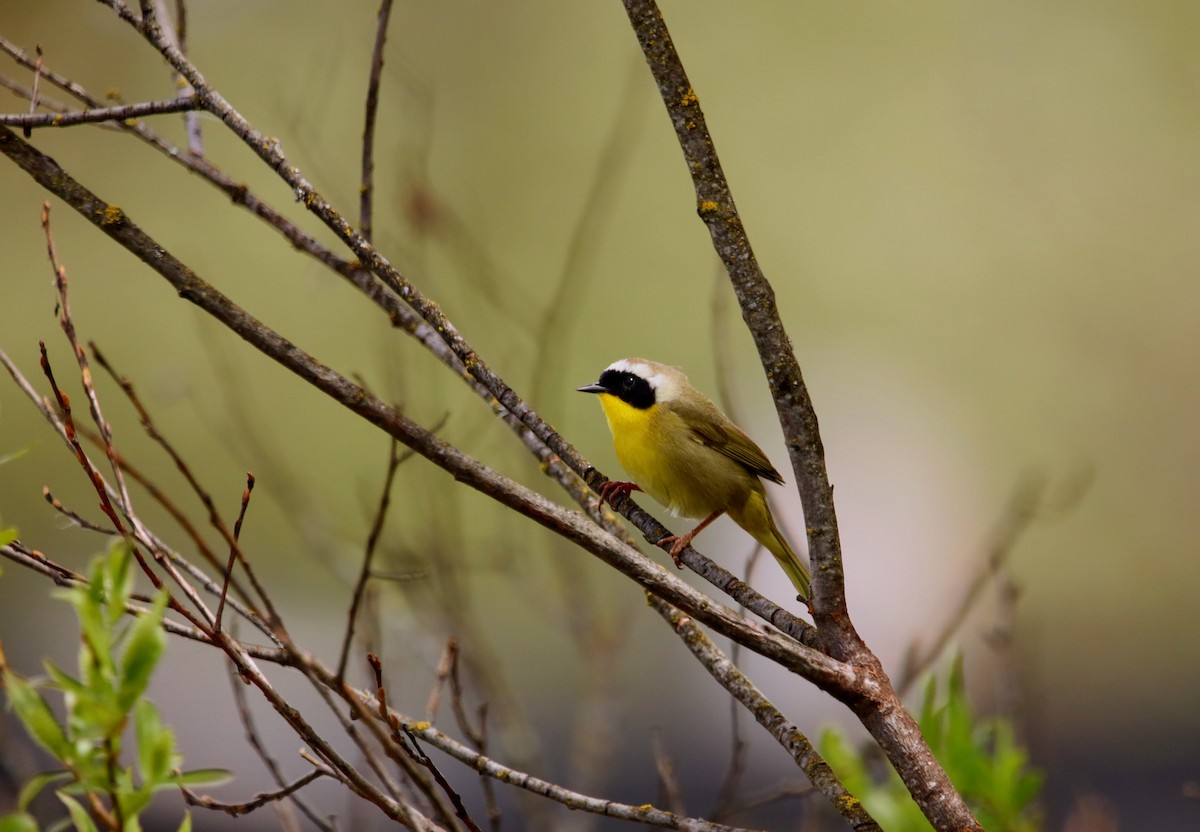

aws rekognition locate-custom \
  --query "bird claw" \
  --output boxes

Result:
[658,534,691,568]
[596,479,641,508]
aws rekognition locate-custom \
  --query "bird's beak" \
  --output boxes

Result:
[577,383,607,394]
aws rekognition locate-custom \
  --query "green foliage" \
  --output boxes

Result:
[820,656,1043,832]
[1,542,225,832]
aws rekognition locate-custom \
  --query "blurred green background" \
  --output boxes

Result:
[2,1,1198,829]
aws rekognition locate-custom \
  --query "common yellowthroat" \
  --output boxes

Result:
[578,358,811,602]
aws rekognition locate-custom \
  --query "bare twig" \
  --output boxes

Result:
[360,0,395,242]
[368,654,479,831]
[652,730,686,816]
[337,439,403,682]
[424,636,459,722]
[22,44,41,137]
[0,96,200,128]
[183,769,327,817]
[43,486,116,534]
[215,473,255,631]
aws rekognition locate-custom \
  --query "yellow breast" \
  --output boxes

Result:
[596,393,748,519]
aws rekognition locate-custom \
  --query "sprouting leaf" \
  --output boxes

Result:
[167,769,233,788]
[57,794,98,832]
[0,812,41,832]
[102,540,134,629]
[174,812,191,832]
[117,591,167,712]
[3,672,69,759]
[134,700,179,787]
[16,770,71,811]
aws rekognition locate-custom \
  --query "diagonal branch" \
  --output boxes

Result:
[0,124,846,689]
[649,596,881,831]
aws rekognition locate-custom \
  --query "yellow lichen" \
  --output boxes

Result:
[680,88,698,107]
[698,200,719,215]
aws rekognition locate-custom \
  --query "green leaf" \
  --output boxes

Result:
[117,787,153,825]
[57,795,98,832]
[16,770,71,811]
[174,813,191,832]
[134,700,179,787]
[117,591,167,713]
[102,541,134,629]
[0,525,17,548]
[3,671,69,758]
[0,812,41,832]
[167,769,232,788]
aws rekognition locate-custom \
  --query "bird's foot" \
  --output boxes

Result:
[658,532,696,568]
[596,480,641,508]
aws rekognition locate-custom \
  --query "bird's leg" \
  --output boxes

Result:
[596,479,642,508]
[660,510,725,567]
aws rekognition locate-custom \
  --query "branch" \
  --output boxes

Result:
[0,96,200,128]
[649,597,880,831]
[359,0,394,242]
[618,4,983,831]
[0,125,847,690]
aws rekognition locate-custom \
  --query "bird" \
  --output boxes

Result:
[578,358,811,602]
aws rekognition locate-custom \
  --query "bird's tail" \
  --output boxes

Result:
[733,490,811,603]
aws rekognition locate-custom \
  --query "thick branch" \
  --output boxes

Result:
[618,0,851,639]
[618,4,983,831]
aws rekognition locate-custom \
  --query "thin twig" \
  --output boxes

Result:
[337,438,403,682]
[183,769,326,817]
[88,342,283,632]
[652,730,686,816]
[360,0,394,243]
[425,636,459,722]
[370,654,481,831]
[43,486,115,534]
[0,96,200,128]
[215,473,255,631]
[22,44,41,137]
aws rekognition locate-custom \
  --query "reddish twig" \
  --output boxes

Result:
[215,473,255,632]
[183,769,326,817]
[369,653,483,832]
[88,343,282,632]
[652,730,686,816]
[424,636,459,722]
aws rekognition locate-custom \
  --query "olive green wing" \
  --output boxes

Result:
[680,399,785,485]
